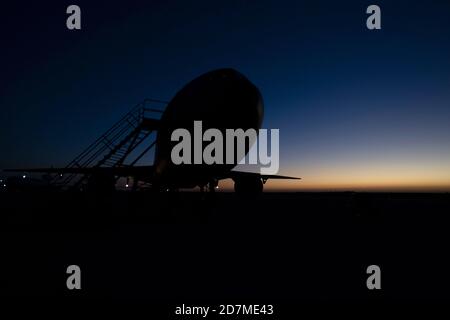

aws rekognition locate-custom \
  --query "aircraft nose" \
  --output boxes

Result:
[213,68,264,129]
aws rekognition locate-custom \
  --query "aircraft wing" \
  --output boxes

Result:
[223,170,300,182]
[3,166,154,177]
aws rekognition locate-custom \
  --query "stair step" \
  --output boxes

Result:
[110,154,124,159]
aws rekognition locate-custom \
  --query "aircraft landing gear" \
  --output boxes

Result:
[199,180,218,193]
[233,176,263,194]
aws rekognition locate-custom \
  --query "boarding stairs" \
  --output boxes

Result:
[52,99,166,190]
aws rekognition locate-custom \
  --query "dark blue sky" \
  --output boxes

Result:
[1,1,450,190]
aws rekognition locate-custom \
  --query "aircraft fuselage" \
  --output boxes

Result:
[153,68,264,189]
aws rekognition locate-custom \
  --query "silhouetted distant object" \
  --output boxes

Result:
[3,175,57,192]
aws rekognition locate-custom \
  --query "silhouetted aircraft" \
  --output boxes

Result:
[5,69,299,193]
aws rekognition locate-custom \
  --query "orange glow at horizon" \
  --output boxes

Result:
[220,160,450,192]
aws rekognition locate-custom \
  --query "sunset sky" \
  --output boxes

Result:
[1,1,450,191]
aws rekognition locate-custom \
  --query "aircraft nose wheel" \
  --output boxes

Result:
[233,176,263,194]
